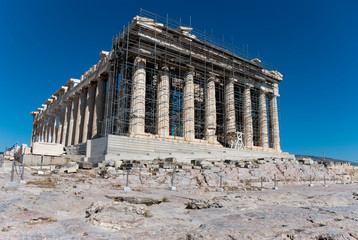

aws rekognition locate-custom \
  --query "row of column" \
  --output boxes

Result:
[34,78,107,146]
[129,56,281,151]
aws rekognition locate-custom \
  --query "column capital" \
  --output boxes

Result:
[245,82,254,89]
[260,86,269,93]
[160,64,169,72]
[208,73,215,82]
[227,77,238,83]
[134,56,146,65]
[186,64,195,72]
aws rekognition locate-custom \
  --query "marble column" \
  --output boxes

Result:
[44,119,49,142]
[93,78,106,138]
[79,89,87,143]
[65,100,74,146]
[56,109,63,144]
[243,84,253,148]
[205,73,217,144]
[259,87,269,149]
[156,65,170,138]
[270,92,281,152]
[183,66,195,141]
[42,120,46,142]
[103,72,114,136]
[60,104,68,145]
[82,87,91,142]
[73,93,81,145]
[31,123,36,147]
[41,120,45,142]
[130,56,146,135]
[38,121,43,142]
[37,123,42,142]
[225,78,236,135]
[51,116,56,143]
[91,83,98,139]
[87,83,96,140]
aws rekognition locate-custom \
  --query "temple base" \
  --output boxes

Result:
[86,134,294,165]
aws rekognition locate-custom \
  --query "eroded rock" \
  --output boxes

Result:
[186,198,223,209]
[105,195,163,205]
[85,201,152,230]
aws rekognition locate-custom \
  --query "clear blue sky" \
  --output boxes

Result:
[0,0,357,162]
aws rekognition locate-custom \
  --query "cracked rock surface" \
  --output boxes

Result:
[1,161,358,240]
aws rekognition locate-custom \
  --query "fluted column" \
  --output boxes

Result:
[91,83,98,139]
[44,119,49,142]
[87,83,96,140]
[56,108,64,144]
[55,112,62,143]
[103,72,114,135]
[259,87,269,149]
[156,65,170,138]
[225,78,236,135]
[73,93,81,145]
[82,87,91,142]
[243,84,253,147]
[79,89,87,143]
[41,120,46,142]
[60,104,68,145]
[92,79,106,138]
[130,57,146,135]
[31,123,36,147]
[183,66,195,141]
[51,116,56,143]
[270,91,281,152]
[205,73,217,144]
[37,123,42,142]
[65,100,74,146]
[38,121,43,142]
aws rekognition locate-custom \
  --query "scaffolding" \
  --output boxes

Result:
[103,9,279,148]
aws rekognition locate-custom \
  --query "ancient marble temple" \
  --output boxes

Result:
[30,11,290,162]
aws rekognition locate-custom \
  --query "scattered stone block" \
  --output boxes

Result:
[181,165,192,170]
[32,142,65,156]
[214,162,224,167]
[54,162,79,173]
[168,186,176,191]
[186,198,223,209]
[114,160,122,169]
[19,180,27,184]
[165,157,176,163]
[78,162,93,169]
[5,182,18,189]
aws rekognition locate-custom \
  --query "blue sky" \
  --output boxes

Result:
[0,0,357,162]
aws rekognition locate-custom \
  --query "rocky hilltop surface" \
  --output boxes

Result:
[1,159,357,240]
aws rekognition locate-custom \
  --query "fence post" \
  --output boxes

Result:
[309,175,314,187]
[273,175,278,190]
[10,160,15,182]
[19,158,26,184]
[323,175,328,187]
[168,165,176,191]
[124,169,131,191]
[216,174,224,192]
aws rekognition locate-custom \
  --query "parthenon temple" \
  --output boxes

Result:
[30,10,292,162]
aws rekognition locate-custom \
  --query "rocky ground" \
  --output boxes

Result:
[1,160,358,240]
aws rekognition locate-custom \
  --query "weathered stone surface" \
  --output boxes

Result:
[186,198,223,209]
[32,142,64,156]
[54,162,78,173]
[1,159,358,239]
[85,201,151,230]
[78,161,92,169]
